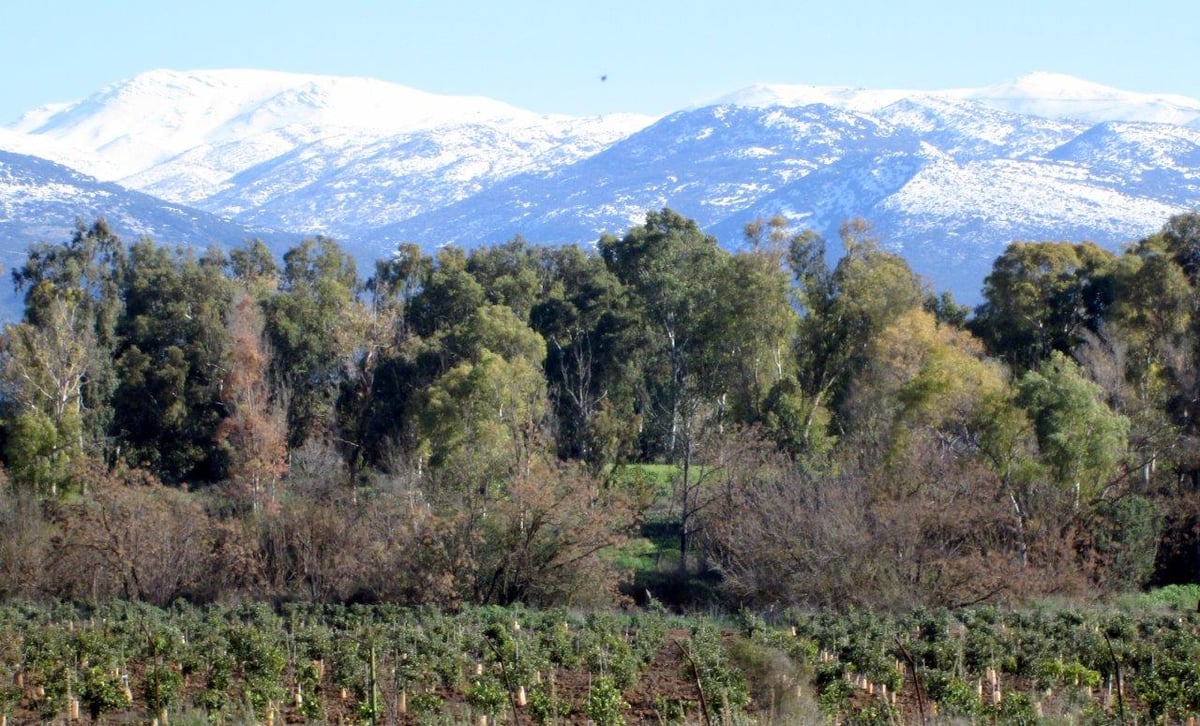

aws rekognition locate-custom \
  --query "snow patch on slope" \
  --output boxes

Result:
[883,157,1176,239]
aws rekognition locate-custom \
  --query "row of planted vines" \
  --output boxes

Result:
[2,600,1200,724]
[794,604,1200,725]
[0,601,747,725]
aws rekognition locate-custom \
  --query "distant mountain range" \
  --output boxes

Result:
[2,69,1199,306]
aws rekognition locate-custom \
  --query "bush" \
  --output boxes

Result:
[466,676,506,717]
[408,690,445,717]
[142,665,183,717]
[79,666,128,721]
[528,682,568,724]
[586,675,627,726]
[727,636,797,707]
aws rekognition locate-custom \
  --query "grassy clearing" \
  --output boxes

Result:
[1113,583,1200,612]
[605,462,732,608]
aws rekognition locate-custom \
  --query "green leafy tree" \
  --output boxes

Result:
[599,208,725,460]
[466,235,542,321]
[707,245,796,424]
[333,243,432,471]
[1156,211,1200,285]
[111,242,232,483]
[419,340,546,494]
[227,238,280,296]
[405,246,486,355]
[600,209,735,580]
[844,308,1008,468]
[79,666,128,721]
[1017,351,1130,506]
[782,219,924,451]
[12,218,125,346]
[6,219,125,470]
[529,245,638,466]
[0,296,93,495]
[1108,252,1192,392]
[972,241,1116,372]
[264,236,364,449]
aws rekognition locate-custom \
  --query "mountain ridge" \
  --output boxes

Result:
[2,69,1199,305]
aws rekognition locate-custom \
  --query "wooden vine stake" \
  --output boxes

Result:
[677,641,713,726]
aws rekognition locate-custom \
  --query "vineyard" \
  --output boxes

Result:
[2,592,1200,724]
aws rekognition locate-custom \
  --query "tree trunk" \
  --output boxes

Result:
[1008,490,1028,569]
[678,439,693,578]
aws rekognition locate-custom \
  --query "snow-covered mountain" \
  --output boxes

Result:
[7,69,652,220]
[0,148,296,318]
[0,148,291,257]
[372,89,1200,300]
[2,69,1199,305]
[714,72,1200,126]
[960,72,1200,126]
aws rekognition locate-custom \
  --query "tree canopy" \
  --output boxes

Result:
[0,209,1196,610]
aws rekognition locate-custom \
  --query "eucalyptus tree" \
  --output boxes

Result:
[775,219,925,455]
[0,297,94,495]
[111,242,233,483]
[2,219,126,493]
[707,244,796,425]
[1016,351,1130,506]
[264,236,365,449]
[465,235,542,322]
[529,245,637,466]
[972,241,1116,372]
[599,209,726,461]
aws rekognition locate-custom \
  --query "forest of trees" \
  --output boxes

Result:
[1,209,1199,612]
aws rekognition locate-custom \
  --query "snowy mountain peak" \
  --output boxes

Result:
[961,72,1200,125]
[708,73,1200,127]
[705,83,913,113]
[14,68,536,136]
[980,72,1122,98]
[8,69,558,181]
[4,69,656,204]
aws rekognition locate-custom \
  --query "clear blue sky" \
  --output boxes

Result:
[3,0,1198,124]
